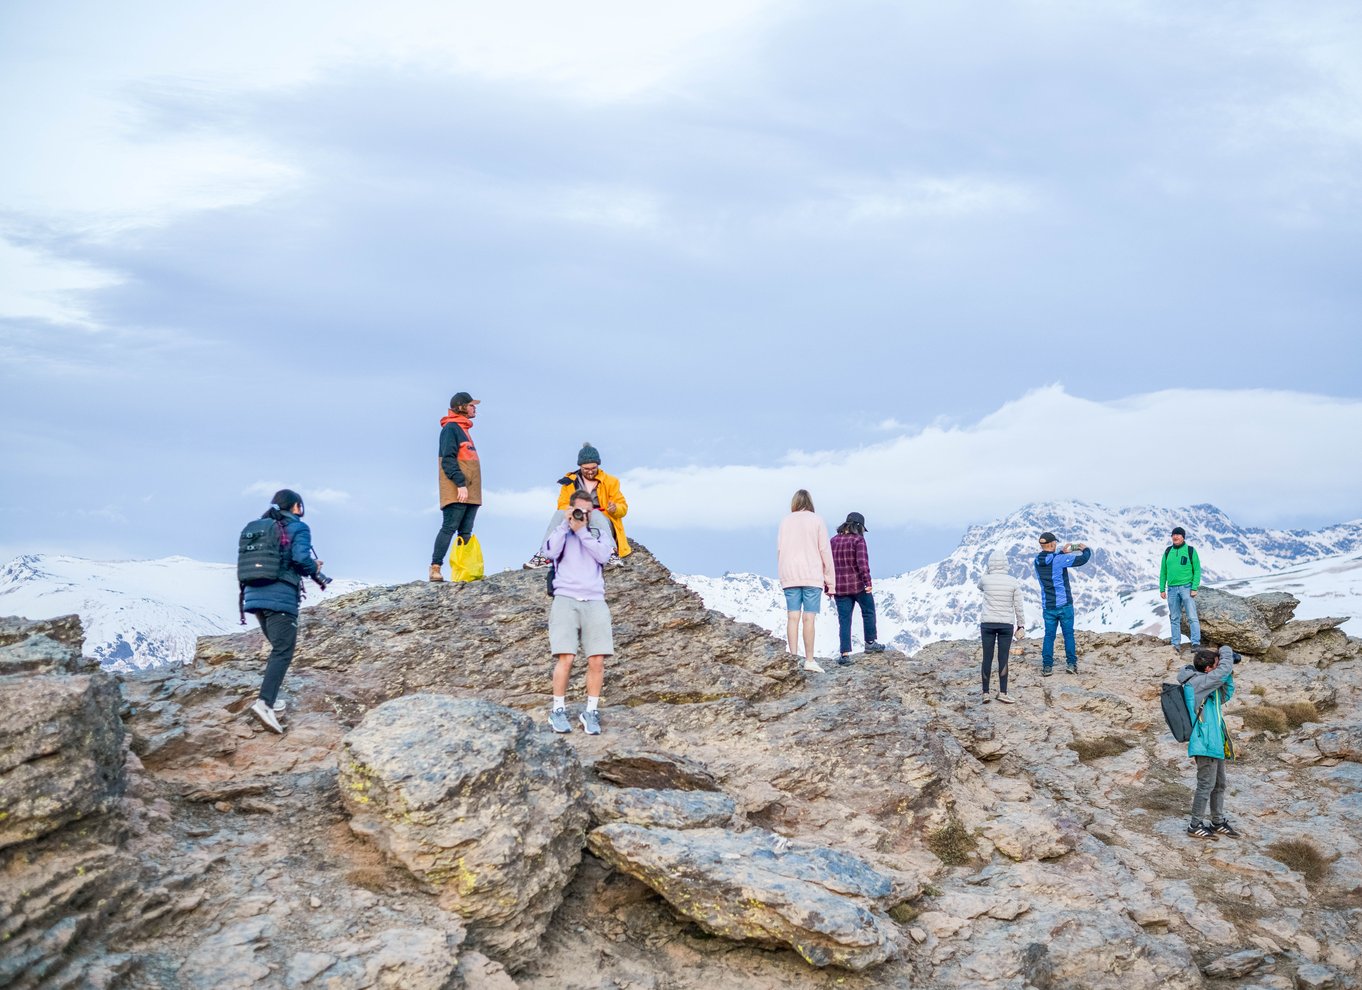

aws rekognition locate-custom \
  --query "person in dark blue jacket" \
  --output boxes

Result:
[243,489,322,733]
[1033,532,1092,676]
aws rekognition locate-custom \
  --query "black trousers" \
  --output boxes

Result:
[980,622,1014,694]
[431,502,479,565]
[255,609,298,707]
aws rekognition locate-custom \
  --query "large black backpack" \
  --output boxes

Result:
[1160,681,1205,743]
[236,515,299,621]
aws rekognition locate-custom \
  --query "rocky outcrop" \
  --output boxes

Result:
[587,823,912,970]
[1180,586,1274,653]
[0,614,138,990]
[11,545,1362,989]
[339,694,589,971]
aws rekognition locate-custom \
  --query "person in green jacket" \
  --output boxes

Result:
[1159,526,1201,653]
[1176,645,1241,840]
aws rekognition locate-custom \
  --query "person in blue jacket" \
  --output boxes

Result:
[1033,532,1092,675]
[1177,645,1241,839]
[243,489,323,734]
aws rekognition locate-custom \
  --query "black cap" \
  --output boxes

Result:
[450,391,479,407]
[845,511,868,532]
[1171,526,1186,537]
[1039,532,1058,544]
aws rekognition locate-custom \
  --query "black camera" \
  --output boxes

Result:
[1231,651,1243,665]
[312,571,332,591]
[571,508,588,522]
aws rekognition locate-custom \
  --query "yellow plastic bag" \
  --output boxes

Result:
[449,535,485,582]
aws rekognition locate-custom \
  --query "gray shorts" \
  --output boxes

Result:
[549,597,614,657]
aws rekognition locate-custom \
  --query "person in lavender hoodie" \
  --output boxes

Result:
[544,490,615,735]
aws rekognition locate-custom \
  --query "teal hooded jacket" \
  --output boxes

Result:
[1176,645,1236,759]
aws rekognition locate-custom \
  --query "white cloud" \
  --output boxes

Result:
[794,174,1039,228]
[487,386,1362,530]
[0,238,122,326]
[242,482,351,505]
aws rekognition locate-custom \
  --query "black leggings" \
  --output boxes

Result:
[981,622,1014,694]
[431,502,479,565]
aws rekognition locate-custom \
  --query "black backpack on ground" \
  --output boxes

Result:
[236,514,299,621]
[1160,681,1206,743]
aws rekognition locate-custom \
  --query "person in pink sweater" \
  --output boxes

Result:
[777,489,836,673]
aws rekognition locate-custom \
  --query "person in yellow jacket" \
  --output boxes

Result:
[525,443,631,567]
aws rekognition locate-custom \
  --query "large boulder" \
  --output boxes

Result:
[338,694,588,972]
[0,613,85,675]
[1179,587,1273,654]
[587,824,911,971]
[1247,592,1299,629]
[586,784,736,829]
[0,672,125,849]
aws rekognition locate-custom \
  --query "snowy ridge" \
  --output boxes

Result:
[679,502,1362,656]
[0,554,367,670]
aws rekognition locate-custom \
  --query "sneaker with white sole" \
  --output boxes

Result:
[250,699,284,734]
[802,659,826,673]
[272,698,287,713]
[579,709,601,735]
[995,691,1016,704]
[865,642,887,653]
[548,707,572,733]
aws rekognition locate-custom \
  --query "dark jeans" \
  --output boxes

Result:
[1042,604,1077,671]
[431,502,479,565]
[980,622,1013,693]
[834,592,877,655]
[255,609,298,707]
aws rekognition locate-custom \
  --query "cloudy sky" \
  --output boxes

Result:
[2,0,1360,583]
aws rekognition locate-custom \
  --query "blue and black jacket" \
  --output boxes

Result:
[1033,547,1092,610]
[243,511,319,616]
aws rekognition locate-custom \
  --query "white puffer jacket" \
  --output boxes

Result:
[978,554,1025,626]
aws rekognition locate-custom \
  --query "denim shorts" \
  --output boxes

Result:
[783,586,822,613]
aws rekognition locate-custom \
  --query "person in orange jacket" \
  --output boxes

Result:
[525,443,631,568]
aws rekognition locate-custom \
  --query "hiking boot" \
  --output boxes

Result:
[802,659,826,673]
[995,691,1016,704]
[249,699,284,734]
[547,707,571,733]
[523,553,552,570]
[1065,663,1078,675]
[836,655,852,666]
[1041,666,1054,677]
[1210,819,1241,838]
[865,642,887,653]
[428,564,444,582]
[579,709,602,735]
[1186,821,1218,840]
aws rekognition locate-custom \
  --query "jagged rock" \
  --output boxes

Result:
[1267,627,1362,667]
[1316,726,1362,762]
[0,672,125,848]
[1272,617,1349,649]
[586,784,736,829]
[338,694,588,971]
[978,807,1082,861]
[1249,593,1300,630]
[1294,962,1341,989]
[1180,587,1273,654]
[587,823,911,971]
[591,749,722,791]
[0,613,85,675]
[1203,947,1272,977]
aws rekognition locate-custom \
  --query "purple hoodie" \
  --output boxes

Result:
[543,520,612,600]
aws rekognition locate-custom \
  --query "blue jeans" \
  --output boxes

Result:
[1042,604,1076,670]
[783,586,822,613]
[834,592,877,655]
[1167,585,1200,647]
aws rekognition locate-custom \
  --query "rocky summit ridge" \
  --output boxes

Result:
[2,545,1362,989]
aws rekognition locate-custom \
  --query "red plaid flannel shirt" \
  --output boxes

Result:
[830,533,871,596]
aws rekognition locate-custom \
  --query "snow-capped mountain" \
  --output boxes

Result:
[679,502,1362,655]
[0,554,367,670]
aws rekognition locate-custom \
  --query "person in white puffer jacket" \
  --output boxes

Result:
[977,552,1026,703]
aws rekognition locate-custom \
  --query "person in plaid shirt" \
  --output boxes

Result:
[831,512,888,665]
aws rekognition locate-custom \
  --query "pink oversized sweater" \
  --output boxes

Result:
[777,511,836,590]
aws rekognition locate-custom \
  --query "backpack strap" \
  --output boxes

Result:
[238,582,247,625]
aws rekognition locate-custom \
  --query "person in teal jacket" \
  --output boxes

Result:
[1176,645,1241,839]
[1159,526,1202,652]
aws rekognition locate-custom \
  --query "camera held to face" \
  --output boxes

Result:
[571,508,589,522]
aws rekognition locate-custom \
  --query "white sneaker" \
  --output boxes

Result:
[250,699,284,734]
[802,659,826,673]
[995,691,1016,705]
[272,698,287,713]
